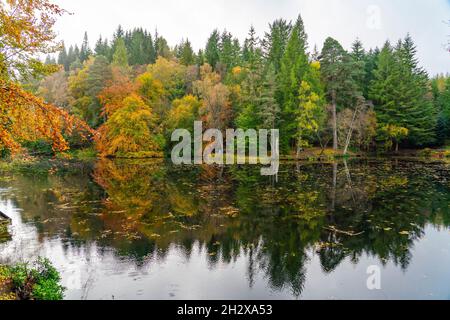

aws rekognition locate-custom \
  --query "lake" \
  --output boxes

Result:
[1,158,450,300]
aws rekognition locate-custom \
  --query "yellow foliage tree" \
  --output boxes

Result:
[95,94,163,158]
[165,95,201,133]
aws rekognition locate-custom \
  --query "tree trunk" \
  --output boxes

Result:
[331,92,338,151]
[343,107,359,155]
[395,141,399,154]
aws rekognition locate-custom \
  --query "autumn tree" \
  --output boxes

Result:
[37,69,71,110]
[96,94,163,158]
[98,66,135,118]
[68,56,111,127]
[0,0,92,154]
[165,95,201,135]
[194,64,231,130]
[296,61,325,154]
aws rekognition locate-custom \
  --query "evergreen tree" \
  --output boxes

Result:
[242,26,262,70]
[129,28,146,65]
[112,38,129,67]
[95,36,110,58]
[350,39,367,94]
[80,32,92,62]
[293,14,308,53]
[278,21,309,151]
[258,64,280,129]
[370,36,437,147]
[57,42,69,71]
[205,29,220,68]
[179,39,195,66]
[219,31,234,71]
[155,34,171,58]
[143,31,156,64]
[263,19,291,74]
[196,49,205,66]
[86,56,112,127]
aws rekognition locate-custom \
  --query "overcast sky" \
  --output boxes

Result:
[52,0,450,75]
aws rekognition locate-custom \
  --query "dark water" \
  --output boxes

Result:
[1,158,450,300]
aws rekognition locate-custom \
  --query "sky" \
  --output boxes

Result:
[52,0,450,75]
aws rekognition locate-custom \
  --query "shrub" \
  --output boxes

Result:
[2,258,64,300]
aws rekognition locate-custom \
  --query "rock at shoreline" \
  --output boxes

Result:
[0,211,10,221]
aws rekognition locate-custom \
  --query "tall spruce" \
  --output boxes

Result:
[278,18,309,151]
[205,30,221,69]
[80,32,91,62]
[263,19,291,73]
[258,64,280,129]
[370,36,436,147]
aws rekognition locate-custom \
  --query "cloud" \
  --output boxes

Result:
[53,0,450,75]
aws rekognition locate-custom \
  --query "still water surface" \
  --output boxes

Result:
[1,159,450,300]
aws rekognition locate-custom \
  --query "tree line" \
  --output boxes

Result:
[4,4,450,158]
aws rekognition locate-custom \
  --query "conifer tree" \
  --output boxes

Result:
[112,38,129,68]
[258,64,280,129]
[57,42,69,71]
[263,19,291,73]
[278,20,309,151]
[370,36,437,147]
[80,32,92,62]
[205,30,221,69]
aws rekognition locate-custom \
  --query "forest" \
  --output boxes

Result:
[1,0,450,159]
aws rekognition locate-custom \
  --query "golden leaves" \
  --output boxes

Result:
[0,79,94,153]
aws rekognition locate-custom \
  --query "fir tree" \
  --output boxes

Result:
[80,32,92,62]
[278,21,309,151]
[112,38,129,67]
[258,64,280,129]
[57,42,69,71]
[370,36,437,147]
[205,29,220,69]
[263,19,291,73]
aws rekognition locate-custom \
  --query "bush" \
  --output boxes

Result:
[418,148,433,157]
[22,140,54,156]
[2,258,64,300]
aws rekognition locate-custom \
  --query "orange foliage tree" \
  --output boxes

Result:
[0,0,93,154]
[98,66,136,118]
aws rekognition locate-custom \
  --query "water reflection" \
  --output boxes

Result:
[1,159,450,299]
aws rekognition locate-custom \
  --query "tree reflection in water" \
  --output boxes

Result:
[1,158,450,297]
